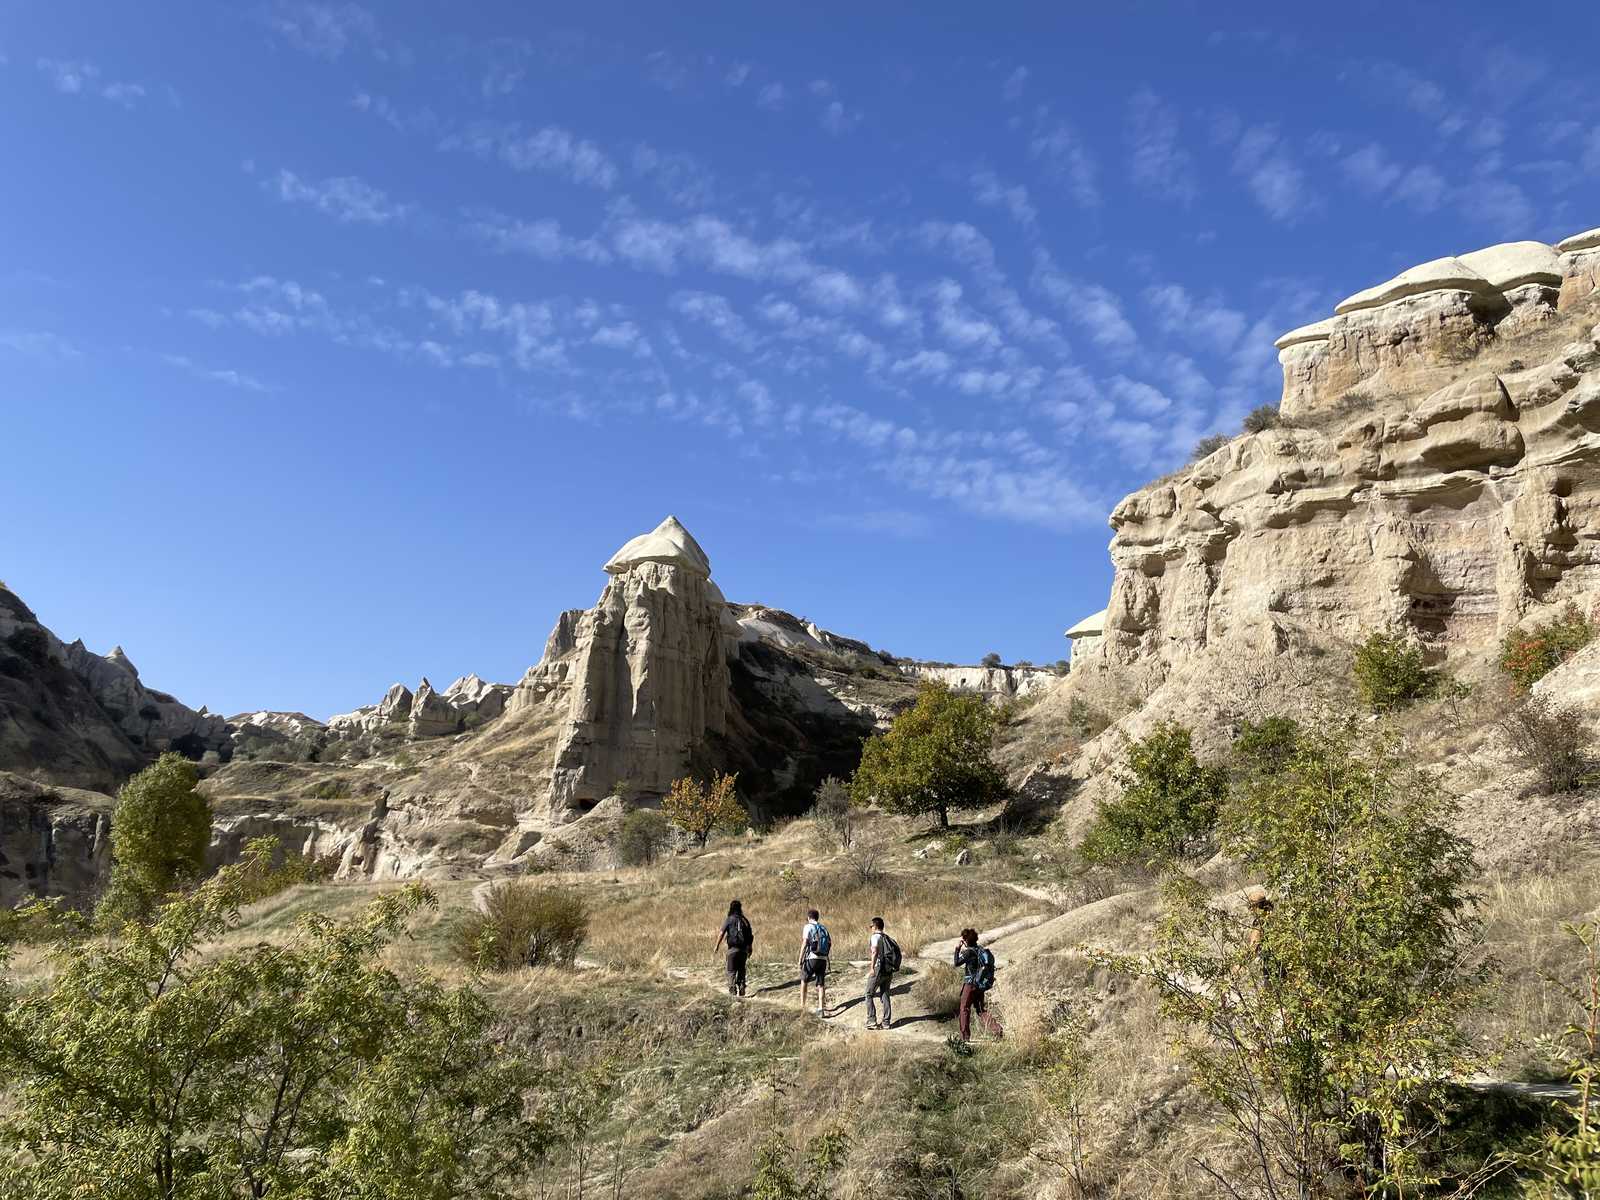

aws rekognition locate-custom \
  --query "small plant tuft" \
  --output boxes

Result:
[1190,433,1230,461]
[1241,403,1281,434]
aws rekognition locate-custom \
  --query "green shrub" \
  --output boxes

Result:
[1241,403,1281,433]
[614,807,670,867]
[308,779,348,801]
[1079,723,1225,867]
[812,776,854,850]
[1353,630,1434,710]
[1232,716,1302,776]
[1190,433,1229,461]
[452,882,588,971]
[1498,603,1594,693]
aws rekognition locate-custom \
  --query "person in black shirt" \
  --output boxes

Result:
[714,898,754,996]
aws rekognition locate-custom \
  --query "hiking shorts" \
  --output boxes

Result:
[802,955,828,984]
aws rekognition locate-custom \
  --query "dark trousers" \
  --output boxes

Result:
[726,948,749,996]
[958,983,1002,1041]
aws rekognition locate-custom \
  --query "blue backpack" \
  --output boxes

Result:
[807,921,832,958]
[976,947,997,990]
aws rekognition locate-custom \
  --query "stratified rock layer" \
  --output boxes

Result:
[0,772,112,908]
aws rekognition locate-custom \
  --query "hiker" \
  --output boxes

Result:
[953,928,1003,1042]
[799,908,830,1015]
[865,916,902,1030]
[714,899,754,997]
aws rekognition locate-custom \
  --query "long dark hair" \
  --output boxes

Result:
[728,899,743,917]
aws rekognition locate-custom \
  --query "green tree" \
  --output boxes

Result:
[0,840,567,1199]
[1092,720,1489,1198]
[661,771,745,850]
[1078,723,1225,867]
[812,775,854,851]
[850,683,1007,828]
[98,751,213,924]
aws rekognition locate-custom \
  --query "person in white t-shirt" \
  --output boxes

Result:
[865,916,893,1029]
[799,908,829,1015]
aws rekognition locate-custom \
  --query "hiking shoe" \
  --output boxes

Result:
[865,1022,882,1030]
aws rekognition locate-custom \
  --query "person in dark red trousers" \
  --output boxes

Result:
[953,927,1003,1042]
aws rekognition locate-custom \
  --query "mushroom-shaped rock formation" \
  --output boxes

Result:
[1458,241,1564,291]
[603,515,712,578]
[1273,316,1340,351]
[1334,256,1495,315]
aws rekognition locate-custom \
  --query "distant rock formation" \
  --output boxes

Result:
[0,582,225,791]
[325,673,513,743]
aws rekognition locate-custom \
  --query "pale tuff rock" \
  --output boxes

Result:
[1094,308,1600,692]
[326,673,512,740]
[1064,608,1107,662]
[904,664,1058,699]
[1279,228,1600,423]
[602,515,712,578]
[1557,229,1600,254]
[545,519,736,820]
[0,772,112,908]
[59,639,231,759]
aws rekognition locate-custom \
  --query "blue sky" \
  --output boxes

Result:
[3,2,1597,719]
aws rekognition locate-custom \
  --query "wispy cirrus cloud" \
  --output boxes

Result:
[268,169,410,224]
[1127,89,1197,204]
[264,2,382,60]
[0,329,80,361]
[36,58,146,106]
[1029,115,1100,207]
[969,168,1037,230]
[440,123,619,189]
[160,353,273,392]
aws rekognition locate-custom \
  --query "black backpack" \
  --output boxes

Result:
[728,915,753,951]
[878,933,902,975]
[976,947,997,990]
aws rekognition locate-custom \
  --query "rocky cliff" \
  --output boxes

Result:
[0,772,112,908]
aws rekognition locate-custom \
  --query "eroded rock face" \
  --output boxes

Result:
[544,519,736,821]
[60,640,231,761]
[0,772,112,908]
[1277,232,1600,425]
[1098,305,1600,687]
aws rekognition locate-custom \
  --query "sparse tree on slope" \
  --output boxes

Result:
[98,751,212,925]
[850,683,1007,829]
[661,771,745,850]
[1093,719,1489,1198]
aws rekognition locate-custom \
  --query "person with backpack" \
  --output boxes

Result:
[714,898,754,997]
[953,928,1002,1042]
[799,908,831,1015]
[865,916,901,1030]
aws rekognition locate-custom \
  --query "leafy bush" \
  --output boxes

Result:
[1353,630,1434,710]
[661,771,746,850]
[776,865,804,902]
[1499,694,1592,794]
[1231,715,1302,777]
[981,651,1003,668]
[1190,433,1229,461]
[1499,603,1594,693]
[614,807,670,867]
[813,776,854,850]
[1079,723,1225,867]
[0,842,563,1198]
[97,752,212,926]
[308,779,349,801]
[453,881,589,971]
[1241,403,1281,433]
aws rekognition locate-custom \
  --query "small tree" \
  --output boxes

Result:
[850,683,1007,828]
[813,776,854,850]
[1078,723,1225,867]
[1093,720,1489,1198]
[1037,1001,1098,1198]
[1500,694,1593,794]
[661,771,745,850]
[1191,433,1229,461]
[98,751,212,925]
[614,808,671,867]
[1499,603,1595,693]
[981,651,1003,668]
[1353,629,1434,710]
